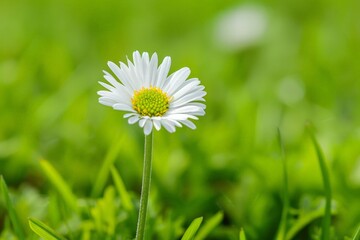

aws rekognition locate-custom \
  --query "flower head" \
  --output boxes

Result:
[98,51,206,135]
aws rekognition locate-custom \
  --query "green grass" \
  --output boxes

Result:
[39,159,78,212]
[195,211,223,240]
[351,225,360,240]
[275,129,289,240]
[308,127,333,240]
[1,0,360,239]
[1,176,26,240]
[28,218,64,240]
[181,217,203,240]
[239,228,247,240]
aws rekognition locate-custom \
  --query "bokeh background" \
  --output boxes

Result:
[1,0,360,239]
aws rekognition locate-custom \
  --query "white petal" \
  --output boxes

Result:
[172,98,205,110]
[124,113,138,118]
[171,102,206,111]
[188,102,206,109]
[98,81,116,92]
[144,120,153,135]
[97,90,112,98]
[149,53,159,86]
[127,58,141,86]
[111,82,132,98]
[172,79,201,100]
[168,105,205,115]
[141,52,150,84]
[98,95,121,103]
[97,90,120,99]
[142,52,150,63]
[102,78,131,98]
[166,113,199,121]
[168,119,182,127]
[133,51,145,83]
[164,67,191,95]
[98,91,132,107]
[171,90,206,108]
[175,86,205,98]
[120,61,140,90]
[97,90,109,96]
[156,56,171,88]
[173,85,205,99]
[133,51,142,66]
[107,62,126,83]
[102,70,123,89]
[139,118,147,127]
[99,97,117,107]
[179,120,196,129]
[113,103,135,112]
[128,115,140,124]
[160,119,176,133]
[166,105,205,116]
[152,118,161,130]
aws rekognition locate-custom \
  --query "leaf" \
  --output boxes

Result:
[195,212,223,240]
[181,217,203,240]
[0,175,26,240]
[239,228,246,240]
[285,207,337,240]
[92,135,124,197]
[110,166,133,211]
[39,159,78,212]
[90,187,117,235]
[29,217,64,240]
[275,129,289,240]
[352,225,360,240]
[308,127,332,240]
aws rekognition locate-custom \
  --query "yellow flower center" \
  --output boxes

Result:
[132,87,171,117]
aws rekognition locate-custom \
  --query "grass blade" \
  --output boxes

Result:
[92,135,124,197]
[39,159,78,212]
[239,228,247,240]
[275,128,289,240]
[308,128,332,240]
[195,211,223,240]
[181,217,203,240]
[0,175,26,240]
[286,207,337,240]
[352,225,360,240]
[110,166,133,211]
[29,217,64,240]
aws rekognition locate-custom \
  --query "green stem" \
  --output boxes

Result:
[136,132,154,240]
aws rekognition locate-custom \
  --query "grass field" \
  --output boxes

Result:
[1,0,360,239]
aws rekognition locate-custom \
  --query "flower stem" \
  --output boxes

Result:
[135,132,153,240]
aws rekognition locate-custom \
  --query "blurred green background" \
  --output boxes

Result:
[1,0,360,239]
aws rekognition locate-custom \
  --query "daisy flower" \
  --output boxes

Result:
[98,51,206,135]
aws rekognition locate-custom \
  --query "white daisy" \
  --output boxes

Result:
[98,51,206,135]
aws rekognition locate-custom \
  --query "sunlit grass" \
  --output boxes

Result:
[308,127,332,240]
[1,176,26,239]
[28,218,64,240]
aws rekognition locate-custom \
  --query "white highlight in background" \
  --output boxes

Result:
[213,5,268,51]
